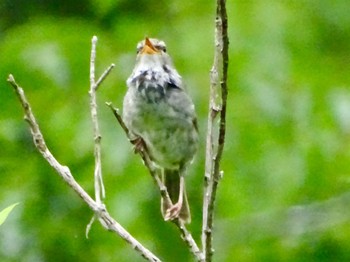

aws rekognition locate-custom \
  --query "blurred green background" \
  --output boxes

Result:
[1,0,350,261]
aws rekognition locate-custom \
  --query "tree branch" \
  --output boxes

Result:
[202,0,229,261]
[173,220,205,261]
[7,74,162,262]
[89,35,105,205]
[96,63,115,90]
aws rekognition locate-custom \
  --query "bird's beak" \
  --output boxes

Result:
[140,37,158,55]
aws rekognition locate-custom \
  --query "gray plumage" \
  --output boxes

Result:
[123,38,198,223]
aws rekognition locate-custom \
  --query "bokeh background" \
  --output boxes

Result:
[1,0,350,261]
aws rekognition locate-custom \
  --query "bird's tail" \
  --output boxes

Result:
[161,169,191,223]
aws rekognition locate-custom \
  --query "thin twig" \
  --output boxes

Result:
[173,220,205,262]
[88,36,115,206]
[86,215,96,239]
[89,35,105,204]
[202,0,229,261]
[106,102,204,262]
[105,102,129,135]
[96,63,115,90]
[7,74,162,262]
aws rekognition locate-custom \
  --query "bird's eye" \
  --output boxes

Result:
[155,45,166,53]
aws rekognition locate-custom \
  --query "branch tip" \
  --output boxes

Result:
[7,74,14,82]
[95,63,115,89]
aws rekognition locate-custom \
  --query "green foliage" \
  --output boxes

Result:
[0,203,19,226]
[1,0,350,261]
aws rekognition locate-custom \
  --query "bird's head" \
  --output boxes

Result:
[134,37,172,70]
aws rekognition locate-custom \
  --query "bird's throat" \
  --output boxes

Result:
[132,69,167,103]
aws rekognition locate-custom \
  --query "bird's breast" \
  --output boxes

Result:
[124,68,197,168]
[128,67,181,103]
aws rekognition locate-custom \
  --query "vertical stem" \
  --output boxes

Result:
[202,0,229,261]
[89,36,105,204]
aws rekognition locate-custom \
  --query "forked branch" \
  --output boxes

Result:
[202,0,229,261]
[89,35,106,205]
[7,70,160,262]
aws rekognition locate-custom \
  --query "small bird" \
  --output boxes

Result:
[123,37,198,223]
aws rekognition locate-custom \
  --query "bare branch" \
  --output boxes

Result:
[173,220,205,262]
[105,102,129,135]
[89,35,105,204]
[202,0,229,261]
[96,63,115,90]
[7,74,162,262]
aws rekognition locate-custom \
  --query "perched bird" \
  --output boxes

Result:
[123,37,198,223]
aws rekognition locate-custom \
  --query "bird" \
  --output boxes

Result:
[123,37,198,223]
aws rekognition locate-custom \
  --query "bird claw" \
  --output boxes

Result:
[164,203,182,221]
[131,137,146,154]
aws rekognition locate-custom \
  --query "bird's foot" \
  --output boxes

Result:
[131,137,146,154]
[164,202,182,221]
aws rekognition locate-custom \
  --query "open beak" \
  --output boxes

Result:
[140,37,158,55]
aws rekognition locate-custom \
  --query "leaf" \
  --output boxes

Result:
[0,203,19,226]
